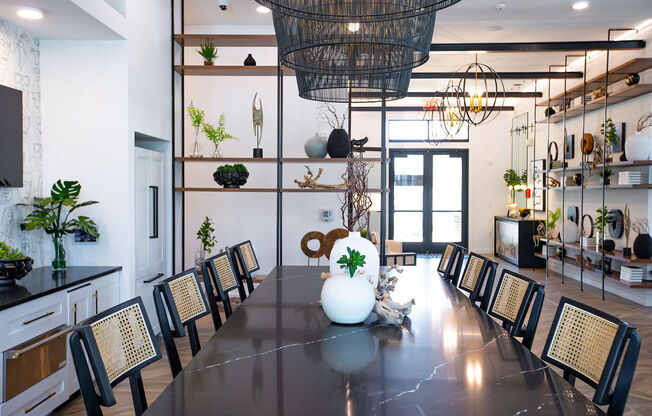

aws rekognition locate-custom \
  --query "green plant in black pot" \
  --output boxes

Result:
[0,241,33,285]
[213,163,249,188]
[598,167,612,185]
[336,247,366,278]
[19,180,99,270]
[197,39,217,65]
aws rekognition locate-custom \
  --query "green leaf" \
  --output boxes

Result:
[51,180,81,202]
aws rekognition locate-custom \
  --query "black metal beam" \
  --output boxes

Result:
[429,40,645,52]
[412,71,583,80]
[351,106,515,112]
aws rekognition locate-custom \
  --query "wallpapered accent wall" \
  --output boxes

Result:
[0,19,44,266]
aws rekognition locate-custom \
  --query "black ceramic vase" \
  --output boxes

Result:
[244,54,256,66]
[633,233,652,259]
[327,129,351,158]
[0,257,33,286]
[603,239,616,252]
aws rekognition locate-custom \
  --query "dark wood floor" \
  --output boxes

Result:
[55,257,652,416]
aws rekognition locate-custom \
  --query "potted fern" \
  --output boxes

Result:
[195,217,217,268]
[213,164,249,188]
[197,39,217,66]
[202,113,237,157]
[0,241,33,285]
[320,247,375,324]
[187,101,205,157]
[19,180,99,270]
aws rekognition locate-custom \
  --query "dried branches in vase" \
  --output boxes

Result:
[318,103,348,130]
[340,154,373,232]
[636,112,652,133]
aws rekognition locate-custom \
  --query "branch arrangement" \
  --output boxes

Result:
[636,112,652,133]
[340,154,373,232]
[318,103,348,129]
[630,218,649,235]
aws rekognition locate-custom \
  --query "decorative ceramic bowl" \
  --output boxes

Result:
[213,170,249,188]
[0,257,34,286]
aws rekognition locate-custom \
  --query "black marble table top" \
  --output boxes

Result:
[0,266,122,311]
[145,265,604,416]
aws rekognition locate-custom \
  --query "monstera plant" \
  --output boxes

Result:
[20,180,99,270]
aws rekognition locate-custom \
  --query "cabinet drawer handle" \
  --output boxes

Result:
[25,392,56,413]
[23,311,55,325]
[144,273,165,283]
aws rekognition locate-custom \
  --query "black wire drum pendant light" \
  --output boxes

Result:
[273,10,437,75]
[296,69,412,103]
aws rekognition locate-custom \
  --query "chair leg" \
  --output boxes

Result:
[70,333,104,416]
[223,296,233,318]
[188,322,201,356]
[521,286,545,350]
[237,283,248,301]
[129,371,148,416]
[200,262,223,331]
[154,287,182,378]
[245,274,255,294]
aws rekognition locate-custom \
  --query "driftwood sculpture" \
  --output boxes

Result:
[252,92,263,149]
[533,222,546,247]
[295,165,347,189]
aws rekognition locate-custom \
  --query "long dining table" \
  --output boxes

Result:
[144,265,605,415]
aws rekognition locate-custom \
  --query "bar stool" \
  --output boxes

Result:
[456,252,497,311]
[541,297,640,416]
[69,297,162,416]
[438,243,464,284]
[153,269,211,377]
[201,251,243,322]
[231,240,260,296]
[487,269,545,349]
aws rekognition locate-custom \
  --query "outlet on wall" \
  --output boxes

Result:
[320,209,334,222]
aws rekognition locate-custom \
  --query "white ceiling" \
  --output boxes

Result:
[0,0,123,39]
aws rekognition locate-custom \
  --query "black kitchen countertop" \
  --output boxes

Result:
[145,265,604,416]
[0,266,122,311]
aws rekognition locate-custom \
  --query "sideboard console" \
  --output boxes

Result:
[494,216,545,268]
[0,266,121,416]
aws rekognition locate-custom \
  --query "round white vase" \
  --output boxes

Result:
[321,273,376,324]
[329,231,380,285]
[561,221,578,243]
[625,131,650,161]
[304,132,328,158]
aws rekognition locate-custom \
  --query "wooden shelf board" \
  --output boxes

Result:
[174,34,277,47]
[175,157,276,163]
[540,238,652,264]
[281,158,382,163]
[536,84,652,124]
[174,65,294,76]
[537,58,652,107]
[542,184,652,190]
[175,187,276,192]
[549,160,652,172]
[534,253,652,288]
[282,188,383,193]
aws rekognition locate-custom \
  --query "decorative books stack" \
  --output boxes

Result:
[581,236,596,249]
[621,266,644,283]
[618,171,642,185]
[551,161,566,169]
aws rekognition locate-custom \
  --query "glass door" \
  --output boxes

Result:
[389,149,468,254]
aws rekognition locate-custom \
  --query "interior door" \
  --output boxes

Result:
[149,151,164,275]
[135,148,151,280]
[390,149,468,254]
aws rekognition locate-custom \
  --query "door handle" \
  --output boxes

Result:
[149,185,159,239]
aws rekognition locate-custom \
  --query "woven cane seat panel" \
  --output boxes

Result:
[460,256,484,291]
[90,303,157,383]
[213,256,238,290]
[168,272,207,323]
[439,245,453,273]
[491,273,530,322]
[548,303,619,384]
[241,243,258,271]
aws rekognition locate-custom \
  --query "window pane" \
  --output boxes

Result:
[432,155,462,211]
[389,120,428,141]
[432,212,462,242]
[394,212,422,242]
[430,121,469,141]
[393,154,423,210]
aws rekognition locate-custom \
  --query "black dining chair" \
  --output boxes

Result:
[456,252,497,312]
[201,251,243,323]
[438,243,464,283]
[487,269,545,349]
[69,297,162,416]
[231,240,260,296]
[541,297,640,416]
[154,269,211,377]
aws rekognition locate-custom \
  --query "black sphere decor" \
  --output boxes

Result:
[602,239,616,252]
[327,129,351,158]
[544,107,556,117]
[633,233,652,259]
[625,73,640,86]
[0,257,34,286]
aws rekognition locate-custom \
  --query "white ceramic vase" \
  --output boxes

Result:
[329,231,380,285]
[304,132,328,158]
[625,131,650,161]
[320,273,376,324]
[561,221,579,243]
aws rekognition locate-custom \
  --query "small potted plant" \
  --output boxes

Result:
[0,241,33,286]
[321,247,375,324]
[600,118,620,162]
[203,113,237,157]
[213,163,249,188]
[594,206,612,251]
[187,101,205,157]
[598,167,613,185]
[197,39,217,66]
[195,216,216,268]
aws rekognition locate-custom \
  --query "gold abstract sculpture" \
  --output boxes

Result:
[294,165,347,189]
[252,92,263,156]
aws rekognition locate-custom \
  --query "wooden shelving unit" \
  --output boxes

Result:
[549,160,652,172]
[280,157,382,164]
[542,184,652,190]
[175,157,382,163]
[175,187,383,193]
[174,65,294,76]
[540,238,652,264]
[173,34,277,47]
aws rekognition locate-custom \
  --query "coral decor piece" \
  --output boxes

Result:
[294,165,347,189]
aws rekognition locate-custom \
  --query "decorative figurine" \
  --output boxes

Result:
[252,92,263,158]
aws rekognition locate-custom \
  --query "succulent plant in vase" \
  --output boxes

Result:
[0,241,33,285]
[213,163,249,188]
[337,247,366,278]
[197,39,217,65]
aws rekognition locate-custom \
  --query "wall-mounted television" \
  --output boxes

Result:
[0,84,23,188]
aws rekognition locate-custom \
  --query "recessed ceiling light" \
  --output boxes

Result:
[495,2,507,10]
[256,6,271,13]
[572,1,589,10]
[16,7,44,20]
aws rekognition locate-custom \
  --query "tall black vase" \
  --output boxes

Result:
[633,233,652,259]
[327,129,350,158]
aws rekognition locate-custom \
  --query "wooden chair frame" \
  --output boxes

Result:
[231,240,260,297]
[541,297,641,416]
[154,269,210,377]
[457,252,497,312]
[69,297,161,416]
[487,269,545,349]
[201,252,243,324]
[440,243,465,284]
